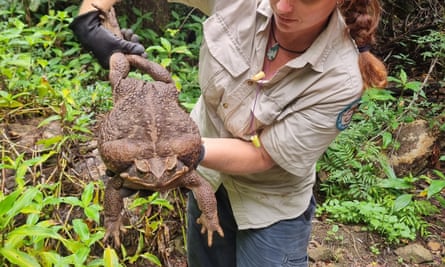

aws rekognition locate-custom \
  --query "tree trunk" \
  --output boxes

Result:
[114,0,171,34]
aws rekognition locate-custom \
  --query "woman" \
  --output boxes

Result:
[71,0,387,266]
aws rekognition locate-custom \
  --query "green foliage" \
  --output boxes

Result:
[318,199,419,243]
[415,29,445,68]
[0,7,104,122]
[114,5,204,111]
[325,224,344,242]
[147,9,205,110]
[0,3,204,266]
[317,70,444,243]
[0,182,105,266]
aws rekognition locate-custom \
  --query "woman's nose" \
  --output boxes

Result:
[276,0,293,13]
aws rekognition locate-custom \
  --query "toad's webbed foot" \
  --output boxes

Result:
[103,214,126,248]
[196,212,224,247]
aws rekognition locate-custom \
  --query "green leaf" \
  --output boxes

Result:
[427,180,445,199]
[149,198,174,210]
[0,247,40,267]
[140,253,162,266]
[172,45,192,55]
[381,131,392,149]
[60,196,83,206]
[81,183,94,206]
[181,102,196,112]
[146,45,166,53]
[104,247,122,267]
[24,152,55,166]
[72,219,90,242]
[60,239,85,253]
[378,178,412,190]
[160,37,172,51]
[0,190,21,218]
[4,188,39,227]
[378,155,397,180]
[37,114,61,127]
[29,0,42,12]
[15,164,28,187]
[5,55,32,68]
[84,204,102,223]
[433,169,445,179]
[36,135,64,148]
[362,88,396,102]
[73,247,90,265]
[39,251,65,266]
[399,69,408,84]
[26,213,40,225]
[160,57,172,68]
[405,81,422,92]
[6,225,62,245]
[393,194,412,212]
[129,192,173,210]
[0,99,24,108]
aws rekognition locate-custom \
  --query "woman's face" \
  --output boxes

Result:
[269,0,338,33]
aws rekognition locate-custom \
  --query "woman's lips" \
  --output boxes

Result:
[275,15,297,26]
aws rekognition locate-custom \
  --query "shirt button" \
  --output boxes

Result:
[223,103,229,108]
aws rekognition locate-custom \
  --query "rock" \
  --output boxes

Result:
[427,240,442,252]
[389,119,437,176]
[394,243,434,264]
[309,246,335,262]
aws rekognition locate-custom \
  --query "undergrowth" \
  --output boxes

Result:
[0,2,203,266]
[317,70,445,243]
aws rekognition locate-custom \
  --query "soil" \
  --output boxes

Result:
[308,216,445,267]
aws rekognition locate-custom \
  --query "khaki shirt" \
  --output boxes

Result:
[169,0,363,229]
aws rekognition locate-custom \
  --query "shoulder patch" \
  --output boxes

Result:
[336,99,361,131]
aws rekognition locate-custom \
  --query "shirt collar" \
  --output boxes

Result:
[297,9,347,72]
[257,0,273,33]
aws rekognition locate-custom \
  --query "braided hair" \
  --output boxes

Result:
[340,0,388,90]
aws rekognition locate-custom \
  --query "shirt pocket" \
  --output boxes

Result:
[202,13,249,78]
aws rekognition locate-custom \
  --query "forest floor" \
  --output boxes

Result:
[308,214,445,267]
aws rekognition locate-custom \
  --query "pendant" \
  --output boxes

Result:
[267,43,279,61]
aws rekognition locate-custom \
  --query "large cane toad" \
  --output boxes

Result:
[98,52,223,247]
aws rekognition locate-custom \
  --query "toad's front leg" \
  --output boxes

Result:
[99,139,150,173]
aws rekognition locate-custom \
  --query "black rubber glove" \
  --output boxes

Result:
[69,10,145,68]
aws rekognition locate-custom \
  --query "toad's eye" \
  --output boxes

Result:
[135,159,150,173]
[165,157,177,170]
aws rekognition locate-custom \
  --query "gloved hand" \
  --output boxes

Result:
[69,10,146,68]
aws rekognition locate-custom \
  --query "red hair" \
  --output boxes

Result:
[340,0,388,90]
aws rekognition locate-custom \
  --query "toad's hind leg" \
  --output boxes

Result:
[103,175,126,248]
[183,171,224,247]
[126,54,173,84]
